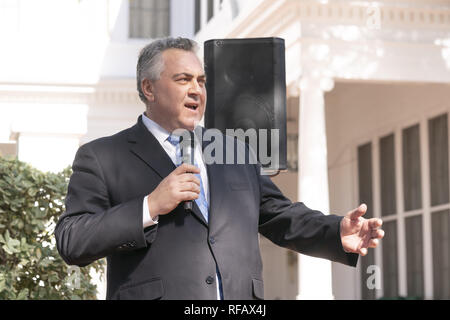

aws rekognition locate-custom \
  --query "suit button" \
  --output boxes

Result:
[209,237,215,244]
[206,276,215,285]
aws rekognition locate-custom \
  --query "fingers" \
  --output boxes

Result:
[359,239,379,256]
[348,203,367,220]
[179,173,201,186]
[368,238,379,248]
[179,191,200,201]
[371,228,385,239]
[179,181,201,193]
[175,163,200,175]
[369,218,383,229]
[359,248,368,256]
[358,234,383,256]
[359,239,378,255]
[150,164,203,215]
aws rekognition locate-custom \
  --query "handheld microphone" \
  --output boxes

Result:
[180,130,195,212]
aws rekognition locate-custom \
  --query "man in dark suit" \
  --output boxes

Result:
[55,37,384,300]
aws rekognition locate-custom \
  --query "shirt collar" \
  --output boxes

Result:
[141,112,204,146]
[141,112,171,145]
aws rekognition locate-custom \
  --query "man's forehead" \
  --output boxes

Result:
[162,48,204,74]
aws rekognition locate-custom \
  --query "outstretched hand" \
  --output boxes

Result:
[340,204,384,256]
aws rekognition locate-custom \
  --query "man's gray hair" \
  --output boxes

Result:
[136,37,199,103]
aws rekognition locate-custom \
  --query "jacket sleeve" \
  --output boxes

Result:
[54,143,149,267]
[256,166,358,267]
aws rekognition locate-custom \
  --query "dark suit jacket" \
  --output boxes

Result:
[55,116,357,300]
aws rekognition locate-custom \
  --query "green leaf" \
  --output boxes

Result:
[2,244,13,255]
[35,248,42,260]
[16,288,29,300]
[7,238,21,253]
[39,258,51,267]
[48,272,59,284]
[19,258,29,266]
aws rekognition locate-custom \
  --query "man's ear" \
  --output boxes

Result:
[141,78,155,102]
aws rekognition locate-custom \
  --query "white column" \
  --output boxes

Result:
[296,76,335,300]
[419,117,433,300]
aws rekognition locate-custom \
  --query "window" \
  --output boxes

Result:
[402,124,422,211]
[358,142,376,300]
[405,215,424,298]
[382,221,398,297]
[379,133,399,298]
[380,134,396,216]
[129,0,170,39]
[357,112,450,299]
[432,209,450,299]
[429,114,450,299]
[195,0,201,34]
[207,0,214,22]
[429,114,449,205]
[195,0,217,34]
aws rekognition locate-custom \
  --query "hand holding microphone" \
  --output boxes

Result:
[147,163,200,218]
[146,129,200,219]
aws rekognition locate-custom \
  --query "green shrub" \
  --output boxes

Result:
[0,157,104,299]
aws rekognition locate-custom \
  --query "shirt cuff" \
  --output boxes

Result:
[143,195,159,228]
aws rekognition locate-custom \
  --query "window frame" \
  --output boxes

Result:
[128,0,171,40]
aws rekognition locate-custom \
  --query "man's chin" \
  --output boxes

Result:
[180,119,202,131]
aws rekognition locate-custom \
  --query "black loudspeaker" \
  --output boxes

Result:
[204,37,287,174]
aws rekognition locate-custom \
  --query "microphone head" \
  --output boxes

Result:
[174,129,195,165]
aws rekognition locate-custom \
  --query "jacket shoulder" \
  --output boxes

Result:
[79,123,136,153]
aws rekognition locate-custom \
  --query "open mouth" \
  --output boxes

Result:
[185,103,199,110]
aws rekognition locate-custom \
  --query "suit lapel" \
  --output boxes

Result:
[128,117,175,179]
[128,116,208,227]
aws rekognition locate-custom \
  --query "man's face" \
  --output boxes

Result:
[147,48,207,132]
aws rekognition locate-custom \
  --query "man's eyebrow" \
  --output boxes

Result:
[172,72,206,79]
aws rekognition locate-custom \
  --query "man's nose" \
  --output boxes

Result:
[188,80,202,95]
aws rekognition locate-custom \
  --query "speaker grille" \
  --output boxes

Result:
[204,37,287,172]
